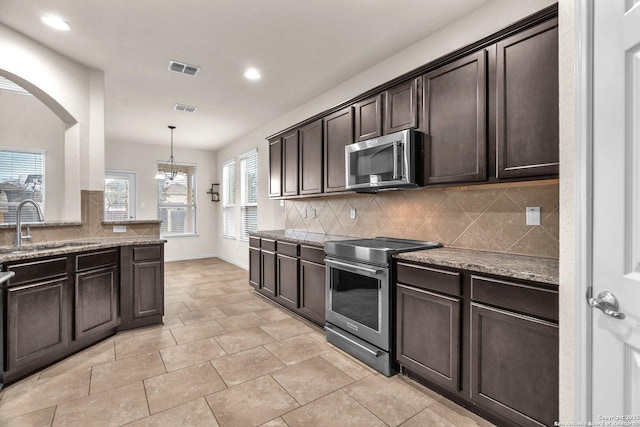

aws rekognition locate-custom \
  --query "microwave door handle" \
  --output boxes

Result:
[392,142,403,180]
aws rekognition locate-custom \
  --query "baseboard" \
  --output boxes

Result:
[215,254,248,271]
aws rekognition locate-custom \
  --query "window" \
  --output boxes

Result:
[0,149,45,224]
[104,171,136,221]
[157,163,196,236]
[240,149,258,241]
[222,159,236,238]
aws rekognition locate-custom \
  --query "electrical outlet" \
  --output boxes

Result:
[526,207,541,226]
[311,208,317,218]
[279,200,285,207]
[350,208,356,219]
[113,225,127,233]
[301,208,307,218]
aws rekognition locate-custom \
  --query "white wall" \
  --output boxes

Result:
[216,0,556,268]
[105,139,218,261]
[0,90,65,220]
[0,24,105,220]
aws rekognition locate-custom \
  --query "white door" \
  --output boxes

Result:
[592,0,640,417]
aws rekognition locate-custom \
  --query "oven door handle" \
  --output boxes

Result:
[326,259,383,275]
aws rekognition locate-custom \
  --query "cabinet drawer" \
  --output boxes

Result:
[396,262,461,297]
[300,245,325,264]
[7,257,68,287]
[261,239,276,252]
[249,237,261,249]
[471,275,558,322]
[76,249,118,271]
[277,241,298,257]
[133,245,162,262]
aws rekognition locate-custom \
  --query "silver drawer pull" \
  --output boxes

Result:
[327,327,382,357]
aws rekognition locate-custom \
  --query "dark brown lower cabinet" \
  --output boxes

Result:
[260,250,276,298]
[396,284,460,392]
[5,278,70,375]
[119,245,165,331]
[276,254,298,311]
[471,303,558,427]
[75,266,118,340]
[249,246,261,290]
[395,260,558,427]
[298,259,325,325]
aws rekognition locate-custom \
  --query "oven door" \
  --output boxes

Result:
[325,257,390,350]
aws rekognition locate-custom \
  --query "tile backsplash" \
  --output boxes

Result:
[285,180,559,258]
[0,190,160,246]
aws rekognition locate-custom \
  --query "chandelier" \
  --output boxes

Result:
[155,125,178,181]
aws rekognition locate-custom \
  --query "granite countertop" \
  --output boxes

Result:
[0,236,166,263]
[250,230,353,248]
[396,247,559,285]
[0,221,83,230]
[250,230,559,285]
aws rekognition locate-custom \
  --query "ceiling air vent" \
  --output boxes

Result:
[174,103,198,113]
[168,60,200,77]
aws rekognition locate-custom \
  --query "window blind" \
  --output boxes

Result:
[222,159,236,238]
[240,150,258,241]
[157,163,197,236]
[0,149,45,223]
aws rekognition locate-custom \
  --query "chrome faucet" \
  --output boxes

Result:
[15,199,45,247]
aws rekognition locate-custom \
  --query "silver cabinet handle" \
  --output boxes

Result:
[0,271,15,285]
[588,289,626,319]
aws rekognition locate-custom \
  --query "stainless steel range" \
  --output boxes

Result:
[324,237,441,376]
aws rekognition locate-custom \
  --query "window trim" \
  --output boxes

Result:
[157,161,197,238]
[104,169,137,221]
[0,147,46,224]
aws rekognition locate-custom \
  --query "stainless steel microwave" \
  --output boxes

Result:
[345,129,420,191]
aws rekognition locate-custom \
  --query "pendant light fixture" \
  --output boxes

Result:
[155,125,178,180]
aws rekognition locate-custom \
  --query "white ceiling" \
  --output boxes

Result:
[0,0,490,150]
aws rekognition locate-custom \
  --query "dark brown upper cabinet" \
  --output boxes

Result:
[423,50,487,185]
[323,106,353,193]
[299,119,324,195]
[282,130,299,197]
[268,137,282,197]
[496,18,559,179]
[385,77,419,135]
[354,94,383,142]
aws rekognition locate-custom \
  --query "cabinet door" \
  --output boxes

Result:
[396,284,461,391]
[299,119,324,195]
[269,137,282,197]
[354,94,383,142]
[298,260,325,326]
[423,50,487,184]
[276,254,298,311]
[471,303,558,427]
[133,260,164,319]
[75,266,119,340]
[249,247,261,290]
[385,78,419,134]
[260,250,276,298]
[6,279,71,372]
[496,18,559,179]
[323,107,353,193]
[282,130,299,196]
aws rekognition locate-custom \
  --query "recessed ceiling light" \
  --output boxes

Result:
[244,68,261,80]
[41,15,71,31]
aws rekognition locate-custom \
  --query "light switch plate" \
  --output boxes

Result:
[113,225,127,233]
[311,208,317,218]
[526,207,541,226]
[301,209,307,218]
[350,208,356,219]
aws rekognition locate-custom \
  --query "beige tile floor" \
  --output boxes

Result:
[0,258,494,427]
